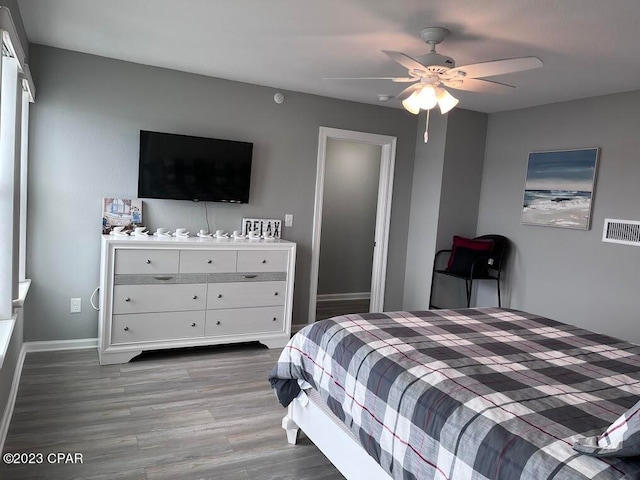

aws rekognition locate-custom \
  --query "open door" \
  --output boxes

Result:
[308,127,396,324]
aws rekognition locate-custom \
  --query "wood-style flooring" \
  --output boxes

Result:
[315,299,370,321]
[1,344,343,480]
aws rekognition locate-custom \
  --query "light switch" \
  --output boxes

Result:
[285,214,293,227]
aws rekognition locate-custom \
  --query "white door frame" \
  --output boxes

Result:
[308,127,397,324]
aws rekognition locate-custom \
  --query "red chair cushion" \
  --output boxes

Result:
[446,236,494,276]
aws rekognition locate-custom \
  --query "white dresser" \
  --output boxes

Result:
[98,235,296,365]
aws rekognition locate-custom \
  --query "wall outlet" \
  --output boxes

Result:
[70,298,82,314]
[285,214,293,227]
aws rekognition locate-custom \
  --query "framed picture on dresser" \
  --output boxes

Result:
[102,198,142,234]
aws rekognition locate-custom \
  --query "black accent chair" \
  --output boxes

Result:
[428,234,510,309]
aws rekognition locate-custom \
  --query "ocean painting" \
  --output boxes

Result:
[521,148,599,229]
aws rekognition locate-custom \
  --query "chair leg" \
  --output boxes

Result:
[466,279,472,307]
[429,268,437,309]
[497,278,502,308]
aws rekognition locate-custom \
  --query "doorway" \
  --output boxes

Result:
[308,127,397,324]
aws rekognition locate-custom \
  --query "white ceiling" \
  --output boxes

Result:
[16,0,640,113]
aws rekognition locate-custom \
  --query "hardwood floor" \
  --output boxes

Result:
[315,299,370,321]
[1,344,343,480]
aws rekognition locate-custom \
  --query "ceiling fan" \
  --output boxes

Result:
[328,27,542,141]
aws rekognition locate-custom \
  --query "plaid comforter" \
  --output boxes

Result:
[270,308,640,480]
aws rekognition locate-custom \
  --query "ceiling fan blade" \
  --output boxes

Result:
[323,76,417,82]
[396,83,421,101]
[448,56,543,79]
[391,77,420,83]
[444,78,515,94]
[382,50,428,74]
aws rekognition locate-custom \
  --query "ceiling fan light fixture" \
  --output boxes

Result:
[436,88,459,114]
[402,91,421,114]
[416,85,438,110]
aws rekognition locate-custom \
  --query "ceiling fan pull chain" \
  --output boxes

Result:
[424,108,430,143]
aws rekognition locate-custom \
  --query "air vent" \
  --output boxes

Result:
[602,218,640,246]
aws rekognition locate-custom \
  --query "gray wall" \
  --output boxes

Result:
[431,109,488,308]
[318,139,380,295]
[436,110,488,248]
[24,45,418,340]
[403,113,448,310]
[403,109,488,310]
[476,90,640,343]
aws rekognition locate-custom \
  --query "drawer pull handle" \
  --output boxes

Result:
[272,317,277,322]
[153,276,173,281]
[192,295,198,300]
[242,274,257,279]
[191,322,196,327]
[217,294,222,298]
[123,326,129,331]
[125,297,131,302]
[207,260,212,264]
[146,259,151,264]
[262,259,267,264]
[216,321,221,325]
[274,292,279,296]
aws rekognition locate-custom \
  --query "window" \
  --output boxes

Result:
[19,85,30,281]
[0,7,34,323]
[0,54,20,319]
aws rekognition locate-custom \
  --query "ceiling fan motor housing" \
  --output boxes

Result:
[418,27,455,73]
[416,53,455,73]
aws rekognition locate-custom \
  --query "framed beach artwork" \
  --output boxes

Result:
[521,148,599,230]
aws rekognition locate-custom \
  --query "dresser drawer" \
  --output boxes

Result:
[179,250,237,273]
[113,284,207,314]
[236,250,288,272]
[115,249,179,274]
[207,281,285,309]
[112,311,205,344]
[205,306,284,336]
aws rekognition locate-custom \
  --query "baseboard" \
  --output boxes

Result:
[23,338,98,353]
[0,344,26,453]
[316,292,370,302]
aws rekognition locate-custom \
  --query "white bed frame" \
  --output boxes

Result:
[282,389,392,479]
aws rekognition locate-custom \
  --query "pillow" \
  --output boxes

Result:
[573,398,640,457]
[446,236,494,277]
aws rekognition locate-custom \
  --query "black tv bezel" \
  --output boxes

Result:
[137,130,253,204]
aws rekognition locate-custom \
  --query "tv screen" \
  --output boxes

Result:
[138,130,253,203]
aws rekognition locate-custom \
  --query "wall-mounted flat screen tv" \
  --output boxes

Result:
[138,130,253,203]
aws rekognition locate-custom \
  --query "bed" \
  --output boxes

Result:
[269,308,640,479]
